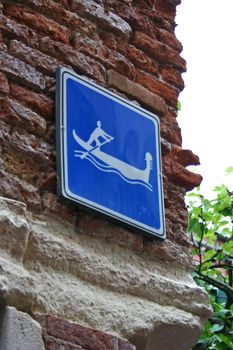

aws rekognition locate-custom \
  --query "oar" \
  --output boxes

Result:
[80,137,113,159]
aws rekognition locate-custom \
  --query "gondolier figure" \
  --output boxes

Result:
[86,121,113,147]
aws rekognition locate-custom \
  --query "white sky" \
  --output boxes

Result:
[175,0,233,197]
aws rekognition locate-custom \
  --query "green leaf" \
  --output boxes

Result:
[210,324,224,333]
[177,100,181,111]
[225,166,233,175]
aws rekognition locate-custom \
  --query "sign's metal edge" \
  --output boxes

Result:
[56,67,166,240]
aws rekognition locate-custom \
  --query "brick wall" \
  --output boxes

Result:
[0,1,209,349]
[0,0,201,253]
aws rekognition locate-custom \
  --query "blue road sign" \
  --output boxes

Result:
[56,68,165,239]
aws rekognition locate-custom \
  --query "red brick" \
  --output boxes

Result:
[163,152,202,191]
[39,170,56,192]
[154,0,177,19]
[54,0,70,9]
[0,121,54,167]
[0,98,47,138]
[16,0,98,40]
[74,35,135,80]
[72,0,132,38]
[99,32,159,75]
[40,37,106,83]
[0,72,9,95]
[158,28,183,52]
[0,14,39,48]
[44,123,55,144]
[43,334,83,349]
[0,42,7,52]
[0,98,10,119]
[124,44,159,75]
[159,66,184,91]
[133,31,186,72]
[161,137,171,155]
[160,109,182,145]
[0,52,46,91]
[1,146,41,186]
[0,168,41,211]
[106,0,163,38]
[9,39,67,76]
[135,71,179,108]
[171,145,200,167]
[108,70,167,115]
[4,4,70,44]
[40,314,135,350]
[10,84,54,119]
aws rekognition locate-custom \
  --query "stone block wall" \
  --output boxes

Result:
[0,0,211,349]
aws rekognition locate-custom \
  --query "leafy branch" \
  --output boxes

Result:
[187,169,233,350]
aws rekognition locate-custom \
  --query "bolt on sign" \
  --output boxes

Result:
[56,68,165,239]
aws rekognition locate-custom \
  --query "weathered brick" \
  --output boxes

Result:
[40,37,106,83]
[163,152,202,190]
[0,98,9,119]
[54,0,70,8]
[43,334,83,350]
[0,72,9,95]
[0,121,54,167]
[72,0,132,38]
[5,99,47,138]
[15,0,98,40]
[160,109,182,145]
[0,41,7,52]
[10,84,54,119]
[161,137,171,155]
[39,170,56,192]
[172,146,200,167]
[158,28,183,52]
[135,71,179,107]
[44,123,55,144]
[9,39,66,76]
[133,31,186,72]
[42,193,77,225]
[108,70,167,115]
[0,169,41,211]
[1,147,41,186]
[0,14,39,48]
[153,0,178,19]
[4,4,70,44]
[159,66,184,91]
[99,32,159,75]
[74,34,136,80]
[0,52,46,90]
[106,0,164,37]
[39,314,136,350]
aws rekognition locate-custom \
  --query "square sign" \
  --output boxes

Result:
[56,68,165,239]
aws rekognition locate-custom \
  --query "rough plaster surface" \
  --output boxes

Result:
[0,306,45,350]
[0,196,212,350]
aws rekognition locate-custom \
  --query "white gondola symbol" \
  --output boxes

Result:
[73,121,153,191]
